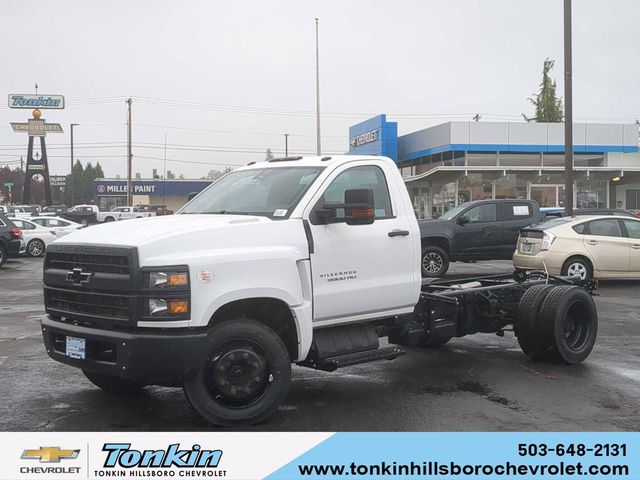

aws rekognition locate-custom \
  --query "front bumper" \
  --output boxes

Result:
[41,314,209,387]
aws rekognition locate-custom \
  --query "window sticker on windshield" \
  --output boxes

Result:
[273,209,288,217]
[513,205,529,216]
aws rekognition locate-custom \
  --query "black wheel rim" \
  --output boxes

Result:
[563,303,591,352]
[205,340,273,408]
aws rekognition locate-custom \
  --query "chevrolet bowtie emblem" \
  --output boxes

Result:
[21,447,80,462]
[66,267,93,286]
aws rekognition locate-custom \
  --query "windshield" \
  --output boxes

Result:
[438,203,469,221]
[181,166,325,218]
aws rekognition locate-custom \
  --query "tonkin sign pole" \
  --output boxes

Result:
[564,0,574,216]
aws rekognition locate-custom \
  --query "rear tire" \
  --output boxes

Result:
[183,319,291,426]
[516,284,555,360]
[0,245,7,267]
[27,239,46,257]
[82,370,146,394]
[538,285,598,364]
[421,246,450,278]
[561,257,593,280]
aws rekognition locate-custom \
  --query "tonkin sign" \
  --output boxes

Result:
[8,94,65,109]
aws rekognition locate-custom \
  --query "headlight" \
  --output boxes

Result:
[541,232,556,251]
[146,269,189,289]
[147,298,190,316]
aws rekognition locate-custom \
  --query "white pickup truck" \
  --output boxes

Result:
[99,206,157,223]
[40,155,599,426]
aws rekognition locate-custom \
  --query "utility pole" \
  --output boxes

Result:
[127,98,133,206]
[563,0,574,216]
[20,156,23,171]
[70,123,79,205]
[284,133,290,157]
[163,133,167,208]
[315,18,321,156]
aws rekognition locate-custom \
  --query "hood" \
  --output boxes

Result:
[53,214,309,265]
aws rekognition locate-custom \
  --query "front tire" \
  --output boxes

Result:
[0,245,7,267]
[27,239,45,257]
[81,219,89,226]
[421,245,450,278]
[82,370,146,394]
[183,319,291,427]
[103,216,114,223]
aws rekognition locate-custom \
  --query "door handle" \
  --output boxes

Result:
[388,229,410,237]
[587,240,599,246]
[631,244,640,250]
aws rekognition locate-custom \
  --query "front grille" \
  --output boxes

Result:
[45,288,132,322]
[45,252,130,275]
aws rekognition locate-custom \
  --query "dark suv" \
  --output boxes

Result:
[0,214,25,267]
[419,199,540,277]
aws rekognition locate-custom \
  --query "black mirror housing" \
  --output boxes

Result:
[344,188,375,225]
[457,215,469,225]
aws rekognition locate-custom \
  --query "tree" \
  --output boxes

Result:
[95,162,105,179]
[522,58,564,123]
[206,169,223,180]
[265,148,274,161]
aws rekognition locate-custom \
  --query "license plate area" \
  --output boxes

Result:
[66,336,86,359]
[521,242,533,253]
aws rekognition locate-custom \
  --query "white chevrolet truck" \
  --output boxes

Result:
[41,155,598,426]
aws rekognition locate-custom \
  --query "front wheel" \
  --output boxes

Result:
[81,218,89,226]
[27,239,46,257]
[103,217,114,223]
[183,319,291,427]
[421,246,450,278]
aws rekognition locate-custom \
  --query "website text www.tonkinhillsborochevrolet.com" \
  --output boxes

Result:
[298,460,629,478]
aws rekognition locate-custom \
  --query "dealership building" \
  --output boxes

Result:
[92,179,212,212]
[349,115,640,219]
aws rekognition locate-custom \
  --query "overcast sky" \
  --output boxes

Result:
[1,0,639,178]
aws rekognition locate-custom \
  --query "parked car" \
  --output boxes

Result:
[136,204,174,216]
[30,216,83,237]
[419,199,540,277]
[60,204,99,226]
[0,214,25,267]
[540,207,637,221]
[514,215,640,280]
[99,206,157,222]
[9,218,57,257]
[4,206,32,219]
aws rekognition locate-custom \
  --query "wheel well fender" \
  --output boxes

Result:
[562,255,593,273]
[421,236,451,255]
[208,297,300,361]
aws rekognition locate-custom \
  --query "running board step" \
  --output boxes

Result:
[303,346,406,372]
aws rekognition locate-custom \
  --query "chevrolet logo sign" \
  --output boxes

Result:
[21,447,80,462]
[66,267,93,286]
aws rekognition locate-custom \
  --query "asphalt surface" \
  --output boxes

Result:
[1,257,639,432]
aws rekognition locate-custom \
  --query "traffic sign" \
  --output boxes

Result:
[3,182,14,188]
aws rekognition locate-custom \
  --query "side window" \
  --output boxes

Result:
[464,204,497,223]
[58,220,70,226]
[503,203,532,221]
[623,220,640,239]
[48,219,61,226]
[316,166,393,220]
[588,219,622,237]
[573,223,587,234]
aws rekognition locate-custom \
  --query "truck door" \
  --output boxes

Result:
[453,203,502,258]
[306,162,417,324]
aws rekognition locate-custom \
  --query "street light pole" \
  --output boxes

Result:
[563,0,574,216]
[284,133,290,157]
[315,18,321,156]
[70,123,79,206]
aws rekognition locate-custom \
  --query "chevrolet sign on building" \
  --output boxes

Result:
[8,94,65,109]
[350,129,379,147]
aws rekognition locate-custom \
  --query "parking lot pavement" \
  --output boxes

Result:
[1,257,639,432]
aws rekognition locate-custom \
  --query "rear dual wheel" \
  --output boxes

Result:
[516,285,598,364]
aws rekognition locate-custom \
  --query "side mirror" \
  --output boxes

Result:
[344,188,375,225]
[457,215,469,225]
[187,192,198,202]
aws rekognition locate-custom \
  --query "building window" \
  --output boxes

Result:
[626,189,640,209]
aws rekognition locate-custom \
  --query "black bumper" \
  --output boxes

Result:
[41,314,209,387]
[7,238,22,257]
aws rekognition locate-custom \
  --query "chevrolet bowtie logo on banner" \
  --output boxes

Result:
[21,447,80,463]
